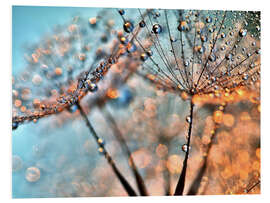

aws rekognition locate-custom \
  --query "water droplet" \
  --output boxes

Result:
[178,21,188,32]
[89,83,98,92]
[184,60,190,67]
[220,45,226,51]
[211,76,216,82]
[221,33,226,38]
[127,43,137,53]
[154,12,161,18]
[208,28,214,33]
[205,16,212,23]
[25,167,41,182]
[201,35,208,42]
[196,45,205,54]
[239,29,247,37]
[12,122,18,130]
[139,20,146,28]
[170,37,177,42]
[97,138,105,146]
[68,104,78,113]
[182,144,190,153]
[152,24,162,34]
[120,36,128,45]
[98,147,105,154]
[118,9,125,15]
[140,53,149,61]
[243,73,249,80]
[123,21,134,33]
[146,50,153,57]
[208,53,216,62]
[225,53,232,60]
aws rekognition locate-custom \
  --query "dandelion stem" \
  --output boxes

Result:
[76,102,137,196]
[174,100,194,195]
[246,180,260,193]
[101,107,148,196]
[187,123,219,195]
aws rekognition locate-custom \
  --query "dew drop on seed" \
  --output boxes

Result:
[97,138,105,146]
[205,16,212,23]
[208,53,216,62]
[12,122,18,130]
[208,28,214,33]
[221,33,226,38]
[225,53,232,60]
[68,104,78,113]
[197,45,205,54]
[147,50,153,57]
[182,144,190,153]
[170,37,177,42]
[152,24,162,34]
[139,20,146,28]
[243,73,249,80]
[140,53,149,61]
[89,83,98,92]
[178,21,188,32]
[201,35,207,42]
[127,43,137,53]
[25,167,40,182]
[155,12,160,18]
[118,9,125,15]
[120,36,128,45]
[123,21,134,33]
[239,29,247,37]
[98,147,105,154]
[186,116,191,123]
[184,60,190,67]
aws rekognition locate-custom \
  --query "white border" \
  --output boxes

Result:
[1,0,269,202]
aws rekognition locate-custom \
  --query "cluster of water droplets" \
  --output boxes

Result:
[12,9,126,128]
[118,9,260,97]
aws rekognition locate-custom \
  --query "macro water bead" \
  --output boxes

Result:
[182,144,190,153]
[118,9,125,15]
[205,16,212,23]
[152,24,162,34]
[139,20,146,28]
[186,116,191,123]
[140,53,149,61]
[123,21,134,33]
[89,83,98,92]
[239,28,247,37]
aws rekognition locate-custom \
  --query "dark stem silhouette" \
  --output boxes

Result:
[174,99,194,195]
[101,106,148,196]
[187,121,220,195]
[76,102,137,196]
